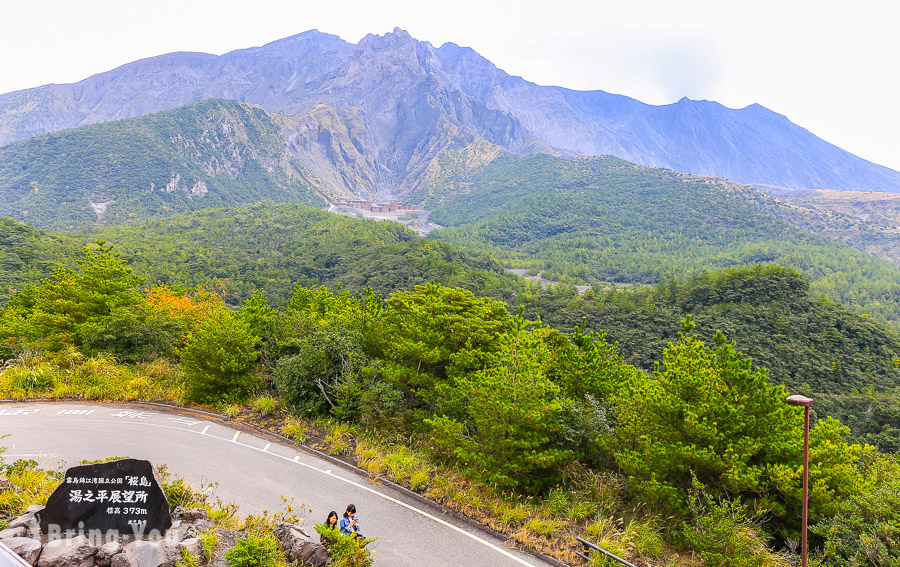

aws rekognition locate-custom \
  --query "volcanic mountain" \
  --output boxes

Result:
[1,28,898,196]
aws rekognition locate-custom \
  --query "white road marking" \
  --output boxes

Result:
[0,408,40,416]
[110,410,154,419]
[168,416,205,426]
[263,443,271,452]
[0,414,537,566]
[200,426,210,435]
[231,431,240,443]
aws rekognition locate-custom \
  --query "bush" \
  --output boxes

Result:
[0,457,63,516]
[181,308,259,403]
[556,394,612,468]
[251,396,279,415]
[1,362,56,394]
[611,318,863,525]
[273,325,366,416]
[814,453,900,566]
[683,480,791,567]
[82,303,182,362]
[282,418,308,443]
[224,535,282,567]
[356,377,406,427]
[427,328,574,493]
[314,524,374,567]
[19,242,144,350]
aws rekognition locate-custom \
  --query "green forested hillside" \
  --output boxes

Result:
[0,204,526,307]
[521,265,900,393]
[3,205,897,395]
[512,265,900,450]
[0,99,322,230]
[425,153,900,330]
[91,204,522,305]
[2,205,899,450]
[0,217,79,304]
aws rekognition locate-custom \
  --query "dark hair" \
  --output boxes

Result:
[326,511,338,525]
[343,504,357,518]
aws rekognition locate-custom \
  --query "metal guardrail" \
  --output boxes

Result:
[575,537,640,567]
[0,542,31,567]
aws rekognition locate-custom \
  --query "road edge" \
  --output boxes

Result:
[0,398,571,567]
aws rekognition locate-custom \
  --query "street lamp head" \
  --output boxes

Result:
[786,394,814,407]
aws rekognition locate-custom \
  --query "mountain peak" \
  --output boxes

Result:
[1,28,899,193]
[358,27,421,50]
[227,29,350,59]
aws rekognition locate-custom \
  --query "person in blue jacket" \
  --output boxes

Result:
[339,504,364,539]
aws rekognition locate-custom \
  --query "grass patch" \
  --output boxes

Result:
[0,353,184,403]
[0,459,62,516]
[282,417,308,444]
[251,396,279,415]
[323,422,352,455]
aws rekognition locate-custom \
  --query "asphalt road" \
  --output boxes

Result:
[0,402,558,567]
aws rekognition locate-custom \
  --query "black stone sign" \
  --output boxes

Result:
[36,459,172,536]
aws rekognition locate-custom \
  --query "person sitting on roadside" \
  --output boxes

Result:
[339,504,364,539]
[321,511,339,548]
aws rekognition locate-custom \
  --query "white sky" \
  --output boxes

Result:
[2,0,898,171]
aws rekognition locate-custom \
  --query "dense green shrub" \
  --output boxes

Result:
[428,327,574,492]
[224,535,282,567]
[381,281,512,403]
[237,290,278,364]
[314,523,373,567]
[181,308,259,402]
[556,395,611,468]
[814,453,900,566]
[82,303,182,361]
[273,325,367,416]
[0,242,144,351]
[683,481,793,567]
[611,317,864,527]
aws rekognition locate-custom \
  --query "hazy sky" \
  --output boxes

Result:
[2,0,898,171]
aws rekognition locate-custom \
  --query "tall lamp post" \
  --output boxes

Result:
[786,394,813,567]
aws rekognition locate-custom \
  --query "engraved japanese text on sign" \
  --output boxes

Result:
[37,459,172,536]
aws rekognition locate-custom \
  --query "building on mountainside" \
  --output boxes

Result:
[336,199,420,212]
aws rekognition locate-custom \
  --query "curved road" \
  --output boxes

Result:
[0,403,557,567]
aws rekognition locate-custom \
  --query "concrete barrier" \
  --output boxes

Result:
[0,541,31,567]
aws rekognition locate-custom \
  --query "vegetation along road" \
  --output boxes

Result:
[0,402,556,567]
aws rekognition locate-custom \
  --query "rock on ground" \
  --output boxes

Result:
[8,512,39,538]
[37,535,96,567]
[177,537,202,556]
[95,541,123,567]
[1,536,42,566]
[274,522,329,567]
[0,527,27,539]
[116,539,180,567]
[181,509,207,523]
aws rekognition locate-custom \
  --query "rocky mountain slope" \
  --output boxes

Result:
[1,28,898,194]
[0,99,322,230]
[436,41,900,192]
